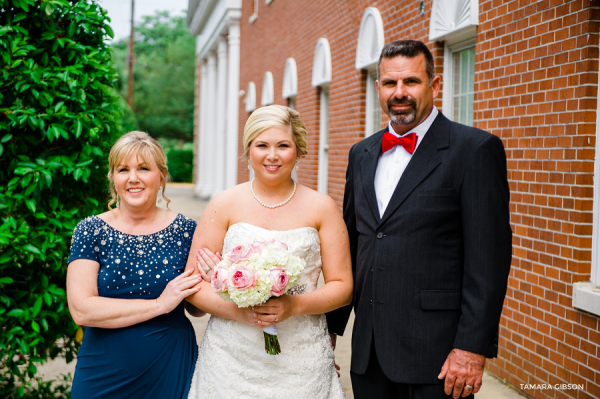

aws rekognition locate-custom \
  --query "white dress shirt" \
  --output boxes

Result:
[374,106,439,217]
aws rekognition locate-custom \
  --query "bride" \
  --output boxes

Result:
[185,105,353,398]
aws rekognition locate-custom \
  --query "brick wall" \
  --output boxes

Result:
[232,1,600,398]
[476,1,600,398]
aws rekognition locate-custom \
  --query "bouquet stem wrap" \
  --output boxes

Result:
[262,326,281,355]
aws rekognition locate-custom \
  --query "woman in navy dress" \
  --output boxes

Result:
[66,131,204,398]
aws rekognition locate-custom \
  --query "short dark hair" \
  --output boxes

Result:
[377,40,435,84]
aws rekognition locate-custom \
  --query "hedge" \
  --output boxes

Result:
[0,0,122,396]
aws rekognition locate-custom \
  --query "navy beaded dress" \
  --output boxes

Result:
[67,213,198,399]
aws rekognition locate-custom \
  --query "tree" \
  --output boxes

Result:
[0,0,122,396]
[112,11,196,144]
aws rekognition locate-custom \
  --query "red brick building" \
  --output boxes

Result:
[188,1,600,397]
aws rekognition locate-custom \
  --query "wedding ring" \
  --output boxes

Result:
[275,317,279,322]
[204,267,211,273]
[465,385,473,390]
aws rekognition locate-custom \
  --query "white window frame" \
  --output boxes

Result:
[318,89,329,194]
[356,7,384,137]
[282,57,297,108]
[573,59,600,317]
[312,38,332,194]
[245,82,256,112]
[442,39,476,126]
[261,71,274,106]
[365,69,381,137]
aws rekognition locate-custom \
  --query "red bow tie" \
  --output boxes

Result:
[381,132,418,154]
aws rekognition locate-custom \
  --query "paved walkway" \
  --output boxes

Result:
[40,184,525,398]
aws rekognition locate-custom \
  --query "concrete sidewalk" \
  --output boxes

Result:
[40,184,525,398]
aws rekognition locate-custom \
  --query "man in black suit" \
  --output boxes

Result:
[327,40,512,399]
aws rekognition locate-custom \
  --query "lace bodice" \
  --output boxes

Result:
[188,223,344,399]
[223,222,322,294]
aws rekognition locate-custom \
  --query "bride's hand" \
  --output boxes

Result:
[196,248,222,282]
[237,307,262,326]
[251,296,294,327]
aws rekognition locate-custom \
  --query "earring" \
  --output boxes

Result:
[157,186,163,204]
[295,159,299,171]
[116,193,120,208]
[248,160,251,170]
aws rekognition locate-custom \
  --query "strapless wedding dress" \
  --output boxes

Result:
[188,222,344,399]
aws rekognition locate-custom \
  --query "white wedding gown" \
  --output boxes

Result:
[188,222,345,399]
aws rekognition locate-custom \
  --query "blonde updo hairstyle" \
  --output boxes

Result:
[107,131,171,210]
[242,105,308,160]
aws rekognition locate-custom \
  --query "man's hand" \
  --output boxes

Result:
[437,348,485,398]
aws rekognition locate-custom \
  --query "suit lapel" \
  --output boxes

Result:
[378,113,450,227]
[360,129,386,221]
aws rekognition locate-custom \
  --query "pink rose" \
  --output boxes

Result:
[269,268,289,297]
[228,266,257,289]
[250,241,267,254]
[268,239,288,250]
[211,265,230,293]
[227,245,254,263]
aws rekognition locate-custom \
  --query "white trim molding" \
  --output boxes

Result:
[261,71,274,106]
[282,58,298,99]
[429,0,479,44]
[574,57,600,317]
[573,282,600,316]
[245,82,256,112]
[355,7,385,71]
[312,38,332,88]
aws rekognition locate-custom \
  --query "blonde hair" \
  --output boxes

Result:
[242,105,308,159]
[107,131,171,210]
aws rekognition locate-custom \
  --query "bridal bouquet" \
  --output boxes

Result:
[211,240,305,355]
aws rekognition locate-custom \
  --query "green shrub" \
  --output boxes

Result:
[0,0,122,396]
[167,148,194,183]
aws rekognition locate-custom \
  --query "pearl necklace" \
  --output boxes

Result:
[250,179,297,209]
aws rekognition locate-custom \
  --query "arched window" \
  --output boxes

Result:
[356,7,384,137]
[245,82,256,112]
[282,58,298,109]
[312,38,332,194]
[312,38,332,88]
[430,0,479,126]
[261,72,274,106]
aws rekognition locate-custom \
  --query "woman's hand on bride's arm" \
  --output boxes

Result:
[196,248,222,282]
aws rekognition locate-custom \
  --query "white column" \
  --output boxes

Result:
[203,52,217,198]
[213,37,228,195]
[225,19,241,188]
[195,59,208,195]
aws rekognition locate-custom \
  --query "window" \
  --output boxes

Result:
[429,0,479,126]
[261,72,274,106]
[355,7,384,137]
[365,71,381,136]
[282,58,297,109]
[245,82,256,113]
[318,89,329,194]
[451,46,475,126]
[312,38,332,194]
[574,58,600,317]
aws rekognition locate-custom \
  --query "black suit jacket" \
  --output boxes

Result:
[327,113,512,384]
